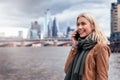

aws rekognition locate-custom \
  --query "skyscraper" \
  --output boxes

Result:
[52,17,58,38]
[66,26,74,38]
[28,21,41,39]
[43,9,52,38]
[66,26,71,37]
[111,1,120,33]
[110,1,120,41]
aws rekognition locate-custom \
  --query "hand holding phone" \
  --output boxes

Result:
[71,30,79,46]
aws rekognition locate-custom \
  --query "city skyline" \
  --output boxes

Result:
[0,0,117,38]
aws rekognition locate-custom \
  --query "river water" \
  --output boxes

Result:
[0,47,119,80]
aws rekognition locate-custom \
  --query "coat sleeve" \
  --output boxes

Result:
[95,44,110,80]
[64,48,78,73]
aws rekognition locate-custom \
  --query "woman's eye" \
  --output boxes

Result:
[81,22,86,25]
[77,22,86,26]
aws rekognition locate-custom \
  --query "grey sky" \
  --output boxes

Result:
[0,0,117,37]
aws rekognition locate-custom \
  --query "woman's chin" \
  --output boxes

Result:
[80,36,86,39]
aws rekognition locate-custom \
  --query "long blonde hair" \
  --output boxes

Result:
[77,12,109,44]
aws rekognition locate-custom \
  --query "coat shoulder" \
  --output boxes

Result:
[93,43,110,50]
[92,43,111,56]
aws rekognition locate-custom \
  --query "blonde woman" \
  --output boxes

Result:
[64,12,111,80]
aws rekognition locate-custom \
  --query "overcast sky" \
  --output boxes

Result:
[0,0,117,38]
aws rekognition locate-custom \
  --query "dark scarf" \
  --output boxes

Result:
[64,34,97,80]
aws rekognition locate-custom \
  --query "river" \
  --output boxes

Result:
[0,47,119,80]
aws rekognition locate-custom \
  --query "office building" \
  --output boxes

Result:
[110,0,120,41]
[43,9,52,38]
[28,21,41,39]
[111,0,120,33]
[52,17,58,38]
[66,26,74,38]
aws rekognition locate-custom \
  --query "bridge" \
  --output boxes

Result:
[0,38,72,47]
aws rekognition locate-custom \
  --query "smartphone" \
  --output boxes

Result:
[75,32,80,40]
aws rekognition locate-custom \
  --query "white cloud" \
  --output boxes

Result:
[0,0,117,38]
[56,10,79,22]
[50,1,111,37]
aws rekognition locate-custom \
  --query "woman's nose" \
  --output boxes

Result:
[77,25,82,29]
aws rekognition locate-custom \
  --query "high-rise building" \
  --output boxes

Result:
[28,21,41,39]
[43,9,52,38]
[66,26,74,38]
[52,17,58,38]
[110,0,120,41]
[111,1,120,33]
[66,26,71,38]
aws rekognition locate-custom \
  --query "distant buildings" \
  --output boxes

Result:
[52,17,58,38]
[18,31,23,39]
[66,26,74,38]
[28,21,41,39]
[44,9,52,38]
[27,9,77,40]
[111,2,120,33]
[110,0,120,41]
[110,0,120,52]
[28,9,60,39]
[43,9,59,39]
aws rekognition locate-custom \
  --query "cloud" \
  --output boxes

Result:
[46,0,111,36]
[0,0,115,37]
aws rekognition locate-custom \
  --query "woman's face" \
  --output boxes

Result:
[77,17,93,38]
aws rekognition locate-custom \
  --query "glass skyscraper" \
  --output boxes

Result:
[52,17,58,38]
[43,9,52,38]
[28,21,41,39]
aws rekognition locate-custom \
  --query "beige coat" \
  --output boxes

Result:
[64,43,110,80]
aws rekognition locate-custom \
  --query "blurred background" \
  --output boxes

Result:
[0,0,120,80]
